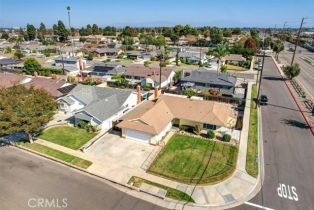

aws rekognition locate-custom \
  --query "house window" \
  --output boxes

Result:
[203,123,216,130]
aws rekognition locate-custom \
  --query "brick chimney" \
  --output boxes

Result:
[137,85,142,104]
[154,86,159,98]
[34,71,38,77]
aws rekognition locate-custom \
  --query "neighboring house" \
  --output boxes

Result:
[0,72,74,97]
[0,58,23,69]
[124,65,175,88]
[179,51,207,65]
[84,62,125,77]
[181,69,236,94]
[223,54,246,65]
[125,51,142,60]
[117,94,237,144]
[54,56,86,75]
[93,48,122,57]
[57,84,138,131]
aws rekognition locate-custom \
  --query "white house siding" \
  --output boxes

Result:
[151,122,172,144]
[122,92,137,109]
[160,71,175,88]
[124,129,152,143]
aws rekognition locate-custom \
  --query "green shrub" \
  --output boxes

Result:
[222,134,231,142]
[207,130,215,139]
[220,65,227,72]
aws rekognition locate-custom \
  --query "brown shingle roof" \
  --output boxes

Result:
[24,77,67,98]
[124,65,174,83]
[118,94,237,135]
[0,72,25,88]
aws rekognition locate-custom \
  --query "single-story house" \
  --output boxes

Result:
[181,69,237,94]
[57,84,138,131]
[178,51,208,65]
[0,72,74,98]
[0,58,23,69]
[84,62,125,77]
[54,56,87,75]
[117,94,237,144]
[223,54,246,65]
[123,65,175,88]
[93,48,122,57]
[125,51,143,60]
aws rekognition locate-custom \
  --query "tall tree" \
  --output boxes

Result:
[210,27,223,44]
[38,22,47,41]
[92,24,100,35]
[271,40,284,60]
[56,20,69,42]
[244,37,257,54]
[1,31,9,40]
[0,85,56,143]
[208,43,229,73]
[26,24,36,41]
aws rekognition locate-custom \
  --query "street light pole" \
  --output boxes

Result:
[291,17,305,65]
[66,6,74,54]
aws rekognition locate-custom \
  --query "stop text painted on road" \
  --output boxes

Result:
[277,183,298,201]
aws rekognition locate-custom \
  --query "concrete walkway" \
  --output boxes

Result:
[32,82,261,209]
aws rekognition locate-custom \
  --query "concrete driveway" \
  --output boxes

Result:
[85,133,156,183]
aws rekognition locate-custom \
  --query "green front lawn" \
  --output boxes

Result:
[226,64,248,71]
[19,142,92,169]
[246,84,259,177]
[39,126,97,150]
[128,176,195,203]
[148,134,238,185]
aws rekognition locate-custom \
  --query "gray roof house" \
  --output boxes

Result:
[57,84,137,131]
[181,69,237,94]
[85,62,125,77]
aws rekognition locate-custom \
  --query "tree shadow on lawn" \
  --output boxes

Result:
[281,119,310,129]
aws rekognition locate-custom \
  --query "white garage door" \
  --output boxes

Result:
[125,129,151,143]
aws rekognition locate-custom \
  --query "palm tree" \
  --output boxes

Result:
[208,43,229,73]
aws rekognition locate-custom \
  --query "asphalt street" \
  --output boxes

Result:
[0,146,166,210]
[279,42,314,100]
[234,57,314,210]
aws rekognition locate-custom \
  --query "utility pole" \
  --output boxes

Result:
[256,29,266,85]
[291,17,305,65]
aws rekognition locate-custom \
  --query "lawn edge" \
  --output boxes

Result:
[16,143,92,169]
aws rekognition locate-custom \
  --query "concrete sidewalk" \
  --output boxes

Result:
[31,82,261,209]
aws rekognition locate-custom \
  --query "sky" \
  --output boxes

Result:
[0,0,313,28]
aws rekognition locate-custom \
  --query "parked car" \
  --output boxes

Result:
[259,94,268,105]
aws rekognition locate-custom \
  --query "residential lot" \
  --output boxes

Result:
[148,134,238,185]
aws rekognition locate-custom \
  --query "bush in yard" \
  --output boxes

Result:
[222,134,231,142]
[144,61,150,67]
[220,64,227,72]
[207,130,215,139]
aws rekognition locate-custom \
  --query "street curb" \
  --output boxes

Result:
[12,144,181,207]
[271,56,314,136]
